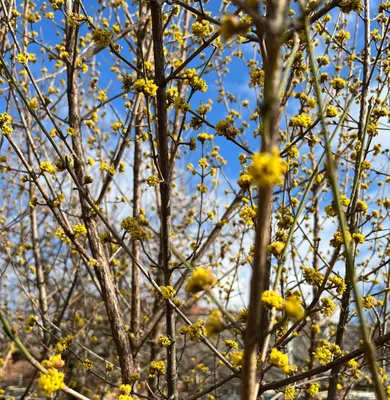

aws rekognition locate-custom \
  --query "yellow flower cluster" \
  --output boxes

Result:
[160,285,176,299]
[205,310,225,337]
[100,161,116,176]
[249,67,264,87]
[307,383,320,397]
[262,291,304,319]
[223,339,239,349]
[284,386,296,400]
[146,175,159,187]
[239,205,257,225]
[192,19,214,39]
[302,266,324,285]
[183,68,208,92]
[321,297,335,316]
[268,241,285,257]
[38,369,65,397]
[289,114,312,128]
[120,217,146,240]
[362,295,376,309]
[73,224,87,237]
[185,267,216,293]
[248,148,287,188]
[331,77,347,91]
[329,275,346,294]
[262,290,284,310]
[339,0,363,13]
[237,172,252,189]
[83,359,93,370]
[326,105,338,117]
[180,319,206,342]
[133,78,158,97]
[157,336,171,347]
[55,228,71,244]
[197,133,213,142]
[215,116,238,139]
[313,341,341,365]
[0,113,13,135]
[92,27,113,47]
[26,314,39,333]
[330,230,352,247]
[40,161,56,174]
[56,336,72,353]
[268,348,290,373]
[119,384,132,396]
[148,360,166,377]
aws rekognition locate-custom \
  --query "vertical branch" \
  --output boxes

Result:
[150,0,178,398]
[65,0,134,384]
[150,0,178,399]
[327,1,371,397]
[240,2,287,399]
[22,0,49,345]
[131,0,149,363]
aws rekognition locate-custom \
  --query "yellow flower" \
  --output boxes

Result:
[119,384,132,395]
[307,383,320,397]
[26,315,39,333]
[284,293,304,319]
[362,295,376,309]
[185,267,216,293]
[330,230,352,247]
[205,310,225,337]
[40,161,56,174]
[248,148,287,187]
[120,217,146,240]
[352,232,365,244]
[223,339,238,349]
[314,345,332,365]
[328,275,346,294]
[192,19,214,39]
[73,224,87,237]
[92,27,112,47]
[160,285,176,299]
[219,15,251,41]
[133,78,158,97]
[289,114,312,128]
[268,348,289,371]
[326,105,338,117]
[262,290,285,310]
[331,77,347,91]
[38,369,65,397]
[268,241,285,257]
[157,336,171,347]
[284,386,296,400]
[230,350,244,367]
[321,297,335,316]
[183,68,208,92]
[237,173,252,189]
[16,52,29,65]
[83,359,93,370]
[239,205,257,225]
[146,175,159,186]
[0,112,13,135]
[180,320,206,342]
[148,360,166,377]
[249,67,264,87]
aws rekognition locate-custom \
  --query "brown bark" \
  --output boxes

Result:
[65,0,133,383]
[150,0,178,397]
